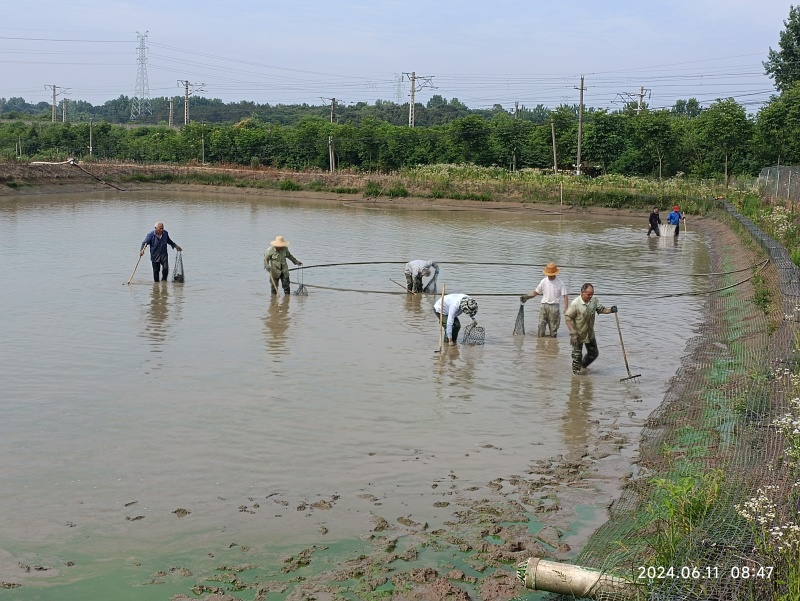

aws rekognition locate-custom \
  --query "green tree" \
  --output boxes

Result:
[693,98,752,183]
[583,110,627,174]
[631,110,678,178]
[672,98,702,118]
[448,114,491,164]
[764,5,800,92]
[751,83,800,166]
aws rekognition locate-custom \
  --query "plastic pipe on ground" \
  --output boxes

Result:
[516,557,642,600]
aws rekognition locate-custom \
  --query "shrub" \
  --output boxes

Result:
[279,179,302,191]
[387,182,408,197]
[305,180,326,192]
[363,180,382,197]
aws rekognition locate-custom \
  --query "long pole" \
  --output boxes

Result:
[550,120,558,173]
[127,252,144,285]
[576,75,584,176]
[435,285,446,353]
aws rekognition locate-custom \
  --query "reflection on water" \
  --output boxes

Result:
[139,281,183,368]
[564,376,593,451]
[264,294,291,358]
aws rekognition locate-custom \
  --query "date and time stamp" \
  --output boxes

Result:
[637,565,774,580]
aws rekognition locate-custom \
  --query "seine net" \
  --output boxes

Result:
[423,274,437,293]
[513,304,525,335]
[173,251,184,283]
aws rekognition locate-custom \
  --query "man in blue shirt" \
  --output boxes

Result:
[140,222,182,282]
[667,206,684,237]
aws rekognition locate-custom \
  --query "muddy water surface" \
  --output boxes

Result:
[0,191,709,599]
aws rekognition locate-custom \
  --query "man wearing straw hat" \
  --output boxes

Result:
[263,235,302,295]
[520,262,569,338]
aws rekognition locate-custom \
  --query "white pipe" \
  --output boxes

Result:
[517,557,641,600]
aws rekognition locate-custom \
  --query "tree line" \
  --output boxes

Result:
[0,94,775,179]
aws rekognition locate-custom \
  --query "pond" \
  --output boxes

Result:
[0,190,709,599]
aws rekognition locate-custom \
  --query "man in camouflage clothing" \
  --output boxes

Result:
[264,235,302,295]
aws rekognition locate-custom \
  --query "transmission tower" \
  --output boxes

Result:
[130,31,152,121]
[394,73,404,103]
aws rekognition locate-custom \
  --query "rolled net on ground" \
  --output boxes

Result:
[461,323,485,345]
[572,201,800,601]
[173,251,184,282]
[513,304,525,335]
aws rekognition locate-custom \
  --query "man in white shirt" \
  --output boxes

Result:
[433,294,478,345]
[404,260,438,293]
[520,262,569,337]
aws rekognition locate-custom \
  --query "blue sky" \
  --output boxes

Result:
[0,0,792,112]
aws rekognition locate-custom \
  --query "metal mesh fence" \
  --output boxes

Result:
[759,165,800,204]
[574,199,800,600]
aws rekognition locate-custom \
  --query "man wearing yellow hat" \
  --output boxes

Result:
[520,262,569,337]
[263,235,302,294]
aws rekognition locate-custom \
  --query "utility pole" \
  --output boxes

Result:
[130,31,152,120]
[575,75,585,176]
[178,80,205,125]
[328,135,335,173]
[320,97,339,123]
[551,120,558,173]
[88,118,93,158]
[408,72,416,127]
[512,101,519,172]
[62,98,68,123]
[168,98,174,128]
[45,85,68,122]
[636,86,651,115]
[403,72,435,127]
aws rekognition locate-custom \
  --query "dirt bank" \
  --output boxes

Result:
[0,161,669,224]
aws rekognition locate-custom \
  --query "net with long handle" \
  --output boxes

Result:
[294,265,308,296]
[173,251,184,282]
[512,304,525,335]
[461,323,485,345]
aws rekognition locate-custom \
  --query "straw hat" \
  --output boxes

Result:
[543,262,560,276]
[270,235,289,247]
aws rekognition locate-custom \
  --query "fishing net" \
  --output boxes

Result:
[173,251,184,283]
[423,274,437,293]
[512,304,525,335]
[461,323,485,345]
[293,265,308,296]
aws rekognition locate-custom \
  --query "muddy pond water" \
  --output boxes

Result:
[0,190,709,599]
